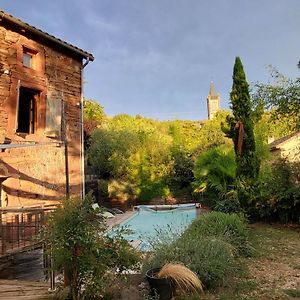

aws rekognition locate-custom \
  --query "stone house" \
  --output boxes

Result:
[269,131,300,163]
[0,11,94,208]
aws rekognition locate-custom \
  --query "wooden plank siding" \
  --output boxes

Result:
[0,279,50,299]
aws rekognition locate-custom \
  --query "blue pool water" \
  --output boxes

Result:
[118,206,197,250]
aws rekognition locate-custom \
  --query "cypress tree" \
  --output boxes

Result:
[225,57,260,180]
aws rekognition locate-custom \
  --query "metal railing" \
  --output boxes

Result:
[0,206,55,256]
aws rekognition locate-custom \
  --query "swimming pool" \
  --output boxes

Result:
[117,205,197,251]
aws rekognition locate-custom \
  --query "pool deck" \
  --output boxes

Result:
[106,210,136,229]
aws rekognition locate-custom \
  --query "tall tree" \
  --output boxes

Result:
[224,57,260,180]
[83,99,106,149]
[83,98,106,123]
[252,68,300,131]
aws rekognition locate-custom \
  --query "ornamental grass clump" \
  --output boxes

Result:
[157,263,203,295]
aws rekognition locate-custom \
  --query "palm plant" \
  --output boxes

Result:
[193,145,236,195]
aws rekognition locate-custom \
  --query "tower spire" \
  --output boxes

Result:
[207,82,220,120]
[209,81,218,97]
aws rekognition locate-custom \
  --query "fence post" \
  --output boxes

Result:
[16,214,20,248]
[0,211,6,255]
[50,250,55,291]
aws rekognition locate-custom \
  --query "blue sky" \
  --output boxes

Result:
[2,1,300,120]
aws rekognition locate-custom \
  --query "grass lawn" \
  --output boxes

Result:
[194,223,300,300]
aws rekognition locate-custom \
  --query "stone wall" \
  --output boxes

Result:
[0,109,7,143]
[279,136,300,163]
[0,23,83,207]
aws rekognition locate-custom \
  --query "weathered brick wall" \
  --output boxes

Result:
[0,26,12,141]
[44,44,82,197]
[0,24,83,207]
[0,108,7,143]
[1,144,66,207]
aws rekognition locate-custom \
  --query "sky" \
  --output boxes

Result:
[1,0,300,120]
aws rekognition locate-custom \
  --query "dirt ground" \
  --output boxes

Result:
[241,224,300,300]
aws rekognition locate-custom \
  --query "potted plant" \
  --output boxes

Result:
[146,263,203,300]
[146,267,175,300]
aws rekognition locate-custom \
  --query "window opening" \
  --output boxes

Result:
[22,47,37,69]
[16,87,39,134]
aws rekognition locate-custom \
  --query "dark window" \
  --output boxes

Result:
[16,87,39,134]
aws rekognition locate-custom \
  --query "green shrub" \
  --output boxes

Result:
[97,179,109,199]
[184,212,253,256]
[143,212,253,290]
[107,179,136,201]
[214,189,241,213]
[144,233,237,289]
[42,195,141,300]
[253,159,300,223]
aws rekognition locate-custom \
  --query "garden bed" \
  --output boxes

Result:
[109,223,300,300]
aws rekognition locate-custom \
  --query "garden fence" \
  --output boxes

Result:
[0,206,55,256]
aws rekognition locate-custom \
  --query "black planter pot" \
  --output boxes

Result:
[146,268,175,300]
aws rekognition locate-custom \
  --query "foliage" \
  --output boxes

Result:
[42,195,140,300]
[213,190,241,213]
[252,67,300,131]
[193,145,240,212]
[253,109,295,141]
[83,98,106,149]
[144,233,236,290]
[144,212,253,290]
[88,128,142,179]
[196,110,232,153]
[107,179,136,202]
[253,159,300,223]
[184,211,253,256]
[193,145,236,195]
[87,114,205,202]
[224,57,260,181]
[168,148,194,192]
[166,119,203,154]
[83,98,106,124]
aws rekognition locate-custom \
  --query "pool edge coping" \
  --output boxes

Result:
[106,210,137,230]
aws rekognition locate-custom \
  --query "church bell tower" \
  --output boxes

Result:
[207,81,220,120]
